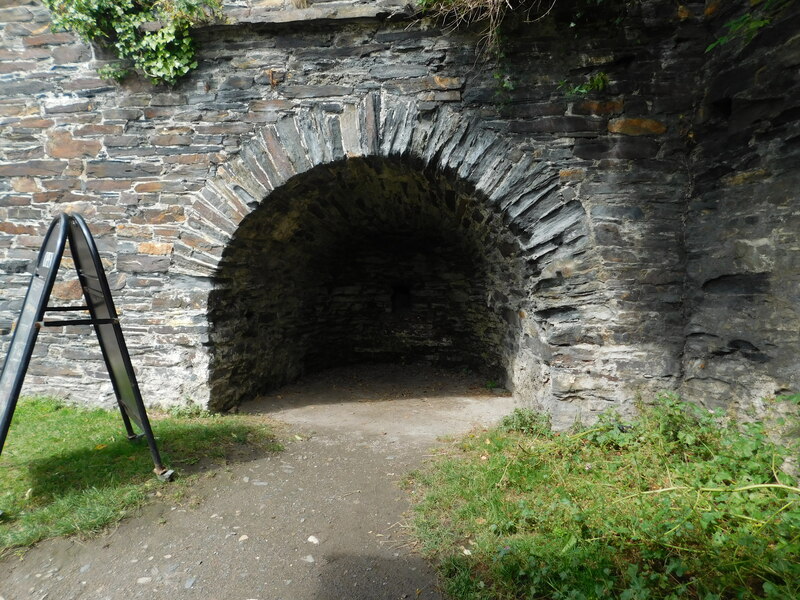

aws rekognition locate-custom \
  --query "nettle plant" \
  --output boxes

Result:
[44,0,223,85]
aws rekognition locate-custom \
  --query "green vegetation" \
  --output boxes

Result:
[410,396,800,599]
[417,0,521,50]
[0,397,280,554]
[557,71,609,96]
[417,0,632,52]
[705,0,793,53]
[419,0,795,59]
[43,0,222,85]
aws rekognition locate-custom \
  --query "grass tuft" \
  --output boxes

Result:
[410,394,800,599]
[0,397,280,554]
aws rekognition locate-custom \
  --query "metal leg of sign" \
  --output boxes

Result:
[0,215,68,459]
[117,401,144,440]
[0,216,69,516]
[0,213,176,486]
[67,214,175,482]
[139,420,174,482]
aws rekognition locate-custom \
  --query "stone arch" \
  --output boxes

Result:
[173,93,601,411]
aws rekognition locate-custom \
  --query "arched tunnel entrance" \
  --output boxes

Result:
[208,156,527,411]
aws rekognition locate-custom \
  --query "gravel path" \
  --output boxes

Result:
[0,365,515,600]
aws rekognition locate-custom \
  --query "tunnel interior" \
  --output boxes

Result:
[208,157,525,410]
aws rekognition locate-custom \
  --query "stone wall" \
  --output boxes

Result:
[0,0,797,427]
[681,7,800,412]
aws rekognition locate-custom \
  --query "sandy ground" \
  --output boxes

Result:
[0,364,516,600]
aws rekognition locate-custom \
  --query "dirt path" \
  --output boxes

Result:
[0,365,515,600]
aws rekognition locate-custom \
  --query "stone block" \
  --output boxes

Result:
[0,160,67,176]
[721,168,771,186]
[45,130,102,159]
[151,134,193,146]
[163,153,212,165]
[573,99,624,115]
[117,254,171,273]
[0,103,30,117]
[53,45,92,65]
[23,32,75,46]
[0,61,36,74]
[573,137,660,160]
[0,6,34,21]
[32,190,87,203]
[590,205,645,221]
[195,123,253,135]
[131,206,185,225]
[15,118,55,129]
[44,100,93,114]
[281,85,354,98]
[608,117,667,135]
[220,75,255,90]
[10,177,40,192]
[368,64,429,79]
[150,93,188,106]
[0,222,36,235]
[103,135,141,147]
[2,80,51,96]
[250,99,294,112]
[138,241,174,255]
[511,116,605,134]
[558,168,586,182]
[51,279,84,300]
[102,108,144,121]
[85,161,162,178]
[418,91,461,102]
[383,76,463,94]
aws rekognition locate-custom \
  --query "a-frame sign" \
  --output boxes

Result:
[0,213,173,481]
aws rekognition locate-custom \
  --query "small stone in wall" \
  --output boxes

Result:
[51,279,83,300]
[45,131,102,158]
[559,168,586,182]
[721,169,770,186]
[607,118,667,136]
[138,242,174,256]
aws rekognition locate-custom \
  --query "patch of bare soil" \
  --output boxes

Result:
[0,364,515,600]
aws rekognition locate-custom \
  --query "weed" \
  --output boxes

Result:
[705,0,793,53]
[166,401,211,419]
[558,71,609,96]
[410,395,800,599]
[499,407,551,437]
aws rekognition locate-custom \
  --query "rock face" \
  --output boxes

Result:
[681,9,800,412]
[0,0,797,427]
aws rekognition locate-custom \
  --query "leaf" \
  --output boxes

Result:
[559,534,577,555]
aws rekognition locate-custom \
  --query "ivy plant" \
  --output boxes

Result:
[44,0,223,85]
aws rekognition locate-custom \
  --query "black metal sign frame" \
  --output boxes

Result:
[0,214,173,481]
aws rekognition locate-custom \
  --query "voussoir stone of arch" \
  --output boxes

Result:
[178,92,594,285]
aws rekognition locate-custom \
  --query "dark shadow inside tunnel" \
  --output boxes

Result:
[208,156,525,410]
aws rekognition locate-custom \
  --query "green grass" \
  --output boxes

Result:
[0,397,281,554]
[410,396,800,600]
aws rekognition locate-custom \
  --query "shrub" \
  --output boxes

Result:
[44,0,222,85]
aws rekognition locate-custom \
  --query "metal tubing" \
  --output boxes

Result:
[67,214,170,476]
[37,318,117,328]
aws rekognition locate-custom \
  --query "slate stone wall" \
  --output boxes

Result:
[0,0,797,426]
[681,7,800,412]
